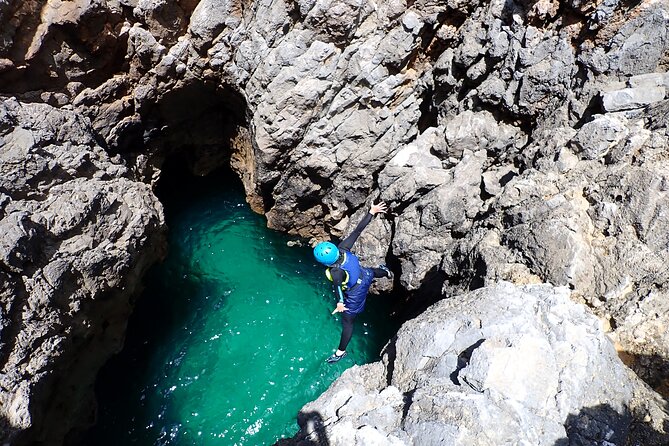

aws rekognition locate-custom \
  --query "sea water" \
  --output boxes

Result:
[84,168,397,445]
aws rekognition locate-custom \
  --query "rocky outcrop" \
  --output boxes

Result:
[287,283,669,445]
[1,0,669,444]
[0,98,165,444]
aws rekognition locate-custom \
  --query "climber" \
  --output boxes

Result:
[313,201,393,364]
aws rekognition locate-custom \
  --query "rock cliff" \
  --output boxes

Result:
[0,99,165,443]
[1,0,668,444]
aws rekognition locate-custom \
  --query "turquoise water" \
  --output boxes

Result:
[84,169,397,445]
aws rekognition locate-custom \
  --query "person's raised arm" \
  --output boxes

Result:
[337,201,387,251]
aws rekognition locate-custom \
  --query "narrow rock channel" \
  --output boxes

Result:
[78,162,400,445]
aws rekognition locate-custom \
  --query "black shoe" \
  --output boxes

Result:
[379,264,393,279]
[326,351,347,363]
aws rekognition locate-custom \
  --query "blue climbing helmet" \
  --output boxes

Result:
[313,242,340,266]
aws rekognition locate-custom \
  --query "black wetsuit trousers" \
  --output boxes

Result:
[337,267,388,351]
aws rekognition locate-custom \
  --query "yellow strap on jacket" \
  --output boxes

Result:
[325,268,350,290]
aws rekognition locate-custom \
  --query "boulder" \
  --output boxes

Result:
[628,72,669,89]
[440,110,523,160]
[570,114,628,160]
[288,283,669,445]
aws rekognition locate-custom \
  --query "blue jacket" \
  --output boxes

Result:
[329,251,374,314]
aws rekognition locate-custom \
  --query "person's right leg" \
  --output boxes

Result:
[371,265,392,279]
[337,312,356,351]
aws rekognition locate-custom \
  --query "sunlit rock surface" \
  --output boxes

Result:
[286,283,668,445]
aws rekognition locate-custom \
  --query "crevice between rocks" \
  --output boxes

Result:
[0,277,29,370]
[400,388,416,427]
[383,335,398,387]
[334,395,353,419]
[449,338,485,386]
[403,265,449,320]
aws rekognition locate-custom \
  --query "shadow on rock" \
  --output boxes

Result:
[621,352,669,400]
[399,264,448,321]
[553,402,669,446]
[274,411,330,446]
[0,415,13,445]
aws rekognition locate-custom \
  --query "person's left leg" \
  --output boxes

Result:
[327,312,356,363]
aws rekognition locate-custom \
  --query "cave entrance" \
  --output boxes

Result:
[112,80,258,214]
[147,81,247,175]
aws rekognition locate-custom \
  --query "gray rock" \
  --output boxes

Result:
[127,24,167,72]
[304,0,373,44]
[379,127,449,205]
[0,100,166,444]
[588,0,620,30]
[131,0,193,44]
[289,283,667,445]
[187,0,242,50]
[602,86,666,112]
[570,114,628,160]
[441,110,523,160]
[388,149,485,291]
[487,147,669,398]
[605,5,669,77]
[628,72,669,89]
[517,30,576,115]
[481,164,517,197]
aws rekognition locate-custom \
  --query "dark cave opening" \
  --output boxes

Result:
[120,81,249,173]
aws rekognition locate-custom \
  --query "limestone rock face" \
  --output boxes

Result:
[288,283,668,445]
[0,99,166,444]
[2,0,669,444]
